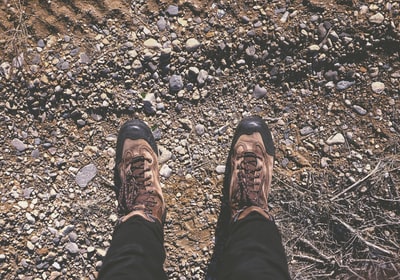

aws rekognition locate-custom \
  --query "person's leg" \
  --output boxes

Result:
[98,119,167,280]
[218,213,290,280]
[217,116,290,280]
[98,216,167,280]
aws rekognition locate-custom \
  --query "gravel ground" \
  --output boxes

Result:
[1,0,399,279]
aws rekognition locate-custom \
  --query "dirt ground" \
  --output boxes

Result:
[1,0,399,279]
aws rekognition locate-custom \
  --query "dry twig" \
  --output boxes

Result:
[330,161,382,201]
[298,238,335,263]
[331,215,395,257]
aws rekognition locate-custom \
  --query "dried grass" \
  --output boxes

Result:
[2,0,29,68]
[275,142,400,279]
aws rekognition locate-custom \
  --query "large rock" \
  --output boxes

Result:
[11,138,27,152]
[169,75,184,92]
[166,5,179,16]
[185,38,201,52]
[75,163,97,188]
[369,13,384,24]
[144,38,161,49]
[371,82,385,93]
[253,85,267,99]
[326,133,345,145]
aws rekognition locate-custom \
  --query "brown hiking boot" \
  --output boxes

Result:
[114,120,165,224]
[227,116,275,222]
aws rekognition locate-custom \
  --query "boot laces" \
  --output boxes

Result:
[236,152,262,206]
[118,154,156,215]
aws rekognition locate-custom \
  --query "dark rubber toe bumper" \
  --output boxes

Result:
[230,116,275,157]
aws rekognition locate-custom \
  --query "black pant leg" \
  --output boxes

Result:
[218,213,290,280]
[98,216,167,280]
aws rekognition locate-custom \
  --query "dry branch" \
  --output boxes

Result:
[330,161,382,201]
[298,238,335,263]
[293,254,325,265]
[331,215,395,257]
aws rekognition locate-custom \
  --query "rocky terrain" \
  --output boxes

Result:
[0,0,399,279]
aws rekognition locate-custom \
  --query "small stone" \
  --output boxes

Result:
[70,47,80,56]
[321,157,330,168]
[65,242,79,254]
[152,128,162,141]
[158,146,172,164]
[50,271,62,280]
[11,138,27,152]
[61,224,75,236]
[336,80,355,91]
[109,214,118,223]
[369,67,379,78]
[197,70,208,85]
[27,241,35,251]
[371,82,385,93]
[215,165,226,174]
[353,105,367,115]
[160,164,172,178]
[179,118,193,130]
[391,71,400,78]
[280,11,289,23]
[96,248,107,257]
[308,44,320,52]
[143,100,156,116]
[241,16,250,23]
[246,45,256,57]
[87,246,95,253]
[253,85,267,99]
[169,75,184,92]
[185,38,201,52]
[189,66,200,79]
[369,12,384,24]
[144,38,161,49]
[0,254,5,261]
[128,50,138,58]
[157,17,167,31]
[195,124,205,136]
[60,61,69,70]
[37,39,45,48]
[324,70,338,81]
[300,126,314,136]
[96,261,103,270]
[253,21,262,28]
[26,212,36,223]
[91,113,103,121]
[326,133,345,145]
[132,59,142,71]
[75,163,97,188]
[83,145,99,157]
[77,119,86,126]
[0,62,11,78]
[79,53,91,64]
[281,158,289,168]
[69,232,78,242]
[52,262,61,270]
[318,23,327,39]
[18,201,29,209]
[166,5,179,16]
